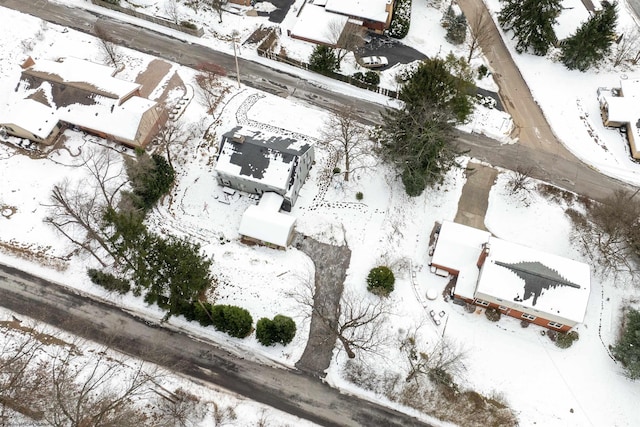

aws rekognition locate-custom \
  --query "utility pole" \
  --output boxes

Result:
[232,31,241,88]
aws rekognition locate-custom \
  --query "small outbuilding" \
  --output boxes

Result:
[238,192,296,249]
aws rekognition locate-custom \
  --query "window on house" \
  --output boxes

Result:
[474,299,489,306]
[521,313,537,321]
[498,305,508,311]
[548,321,564,329]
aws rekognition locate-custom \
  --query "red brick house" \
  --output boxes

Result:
[430,221,591,333]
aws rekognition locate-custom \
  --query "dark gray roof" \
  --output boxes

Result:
[220,126,311,182]
[494,261,581,306]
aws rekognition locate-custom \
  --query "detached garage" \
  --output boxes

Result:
[238,192,296,249]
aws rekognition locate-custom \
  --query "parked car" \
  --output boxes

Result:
[360,56,388,68]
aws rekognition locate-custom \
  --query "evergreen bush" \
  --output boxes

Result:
[210,305,253,338]
[388,0,412,39]
[555,331,579,349]
[485,307,501,322]
[356,191,364,200]
[366,266,395,296]
[613,308,640,378]
[364,71,380,86]
[309,45,338,74]
[256,315,297,346]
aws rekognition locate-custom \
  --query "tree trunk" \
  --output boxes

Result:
[337,335,356,359]
[344,155,350,181]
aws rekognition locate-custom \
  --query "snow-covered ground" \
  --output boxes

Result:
[0,0,639,426]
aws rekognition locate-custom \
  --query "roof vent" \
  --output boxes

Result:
[231,133,245,144]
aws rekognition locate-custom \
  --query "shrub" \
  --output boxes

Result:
[210,305,253,338]
[87,268,130,294]
[256,315,297,346]
[485,307,501,322]
[180,21,197,30]
[477,64,489,79]
[556,331,579,349]
[352,72,365,81]
[520,319,530,328]
[355,191,364,200]
[364,71,380,86]
[446,14,467,45]
[388,0,412,39]
[332,167,341,174]
[366,266,395,296]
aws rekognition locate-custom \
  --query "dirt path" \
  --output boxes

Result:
[293,233,351,378]
[454,162,498,230]
[457,0,574,162]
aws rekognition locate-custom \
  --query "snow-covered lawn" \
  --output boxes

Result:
[0,0,639,426]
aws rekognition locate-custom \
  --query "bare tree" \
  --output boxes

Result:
[165,0,181,24]
[613,26,640,67]
[156,120,191,170]
[320,105,371,181]
[570,189,640,278]
[293,280,391,359]
[42,345,154,427]
[155,388,209,427]
[94,23,122,67]
[467,9,494,63]
[195,62,227,114]
[44,147,127,266]
[205,0,225,24]
[326,19,366,66]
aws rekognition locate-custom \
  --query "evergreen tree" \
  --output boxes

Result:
[561,1,618,71]
[498,0,562,55]
[613,308,640,379]
[308,45,338,74]
[446,13,467,45]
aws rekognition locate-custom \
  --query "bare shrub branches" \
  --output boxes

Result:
[569,189,640,278]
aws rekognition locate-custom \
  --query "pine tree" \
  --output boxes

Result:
[498,0,562,55]
[308,45,338,75]
[561,1,618,71]
[613,308,640,379]
[446,13,468,45]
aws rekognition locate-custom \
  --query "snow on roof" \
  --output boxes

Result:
[238,193,296,247]
[600,79,640,155]
[477,238,591,324]
[290,3,348,45]
[215,127,312,191]
[58,96,157,144]
[0,99,59,139]
[325,0,392,23]
[23,57,140,100]
[430,221,491,299]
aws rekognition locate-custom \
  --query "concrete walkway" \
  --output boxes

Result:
[453,162,498,230]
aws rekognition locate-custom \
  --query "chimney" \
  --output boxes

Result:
[231,133,245,144]
[477,242,490,268]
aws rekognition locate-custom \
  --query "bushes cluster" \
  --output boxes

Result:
[366,266,395,296]
[256,315,297,346]
[555,331,579,349]
[210,304,253,338]
[484,307,501,322]
[87,268,131,294]
[352,71,380,86]
[387,0,412,39]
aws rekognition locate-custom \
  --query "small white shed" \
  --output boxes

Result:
[238,192,296,249]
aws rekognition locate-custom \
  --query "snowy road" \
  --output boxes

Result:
[0,262,432,427]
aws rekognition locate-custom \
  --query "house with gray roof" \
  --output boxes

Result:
[431,221,591,332]
[214,126,314,211]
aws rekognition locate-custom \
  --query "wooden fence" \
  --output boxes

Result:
[91,0,205,37]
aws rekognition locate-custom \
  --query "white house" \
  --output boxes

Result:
[215,126,314,212]
[598,78,640,159]
[431,221,591,332]
[238,192,296,249]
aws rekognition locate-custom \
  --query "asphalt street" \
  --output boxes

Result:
[0,262,431,427]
